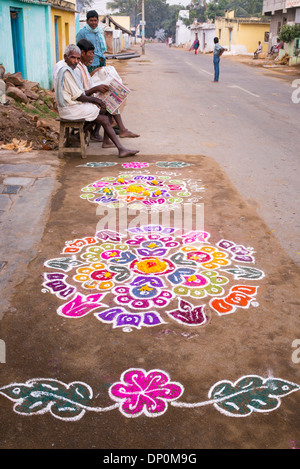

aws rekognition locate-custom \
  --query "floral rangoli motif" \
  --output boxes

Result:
[43,226,264,332]
[80,173,204,210]
[1,368,298,421]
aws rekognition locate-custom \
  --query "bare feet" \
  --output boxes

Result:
[91,134,103,142]
[118,149,140,158]
[119,129,140,138]
[102,141,115,148]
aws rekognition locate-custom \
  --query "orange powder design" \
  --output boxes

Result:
[136,258,168,274]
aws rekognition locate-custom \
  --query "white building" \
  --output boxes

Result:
[191,22,215,53]
[175,10,191,46]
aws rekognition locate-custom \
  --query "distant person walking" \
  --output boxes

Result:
[76,10,107,74]
[168,37,173,48]
[189,34,200,54]
[212,37,226,83]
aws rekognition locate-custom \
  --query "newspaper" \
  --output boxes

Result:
[101,78,131,114]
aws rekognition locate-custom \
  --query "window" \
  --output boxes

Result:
[277,21,281,35]
[264,31,269,43]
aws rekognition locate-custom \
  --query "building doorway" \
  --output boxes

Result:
[54,16,60,62]
[10,7,25,77]
[229,28,232,51]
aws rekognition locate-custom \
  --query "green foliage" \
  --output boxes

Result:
[205,0,264,21]
[161,5,182,37]
[106,0,265,37]
[183,3,206,25]
[106,0,180,37]
[15,100,57,119]
[107,0,140,26]
[145,0,169,37]
[206,0,230,20]
[279,24,300,43]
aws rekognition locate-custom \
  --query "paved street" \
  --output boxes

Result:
[0,43,299,450]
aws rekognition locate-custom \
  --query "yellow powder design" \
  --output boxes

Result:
[136,258,167,274]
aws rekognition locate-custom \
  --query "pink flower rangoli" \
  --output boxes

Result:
[109,368,184,417]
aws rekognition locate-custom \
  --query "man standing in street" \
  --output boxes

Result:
[212,37,226,83]
[76,10,107,73]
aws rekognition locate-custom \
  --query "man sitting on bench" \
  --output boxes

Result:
[54,44,139,158]
[76,38,139,143]
[253,41,263,59]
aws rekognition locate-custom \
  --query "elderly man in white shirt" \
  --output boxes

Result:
[54,44,139,158]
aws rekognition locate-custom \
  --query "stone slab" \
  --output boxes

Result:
[0,194,11,211]
[0,164,52,177]
[3,177,34,187]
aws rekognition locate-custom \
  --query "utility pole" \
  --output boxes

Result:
[141,0,145,55]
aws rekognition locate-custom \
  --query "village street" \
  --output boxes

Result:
[0,43,300,451]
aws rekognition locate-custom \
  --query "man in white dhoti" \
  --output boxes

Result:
[54,44,139,158]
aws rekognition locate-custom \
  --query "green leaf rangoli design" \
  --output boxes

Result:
[172,375,300,417]
[0,379,117,421]
[1,371,299,421]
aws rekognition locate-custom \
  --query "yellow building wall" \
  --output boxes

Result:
[214,18,238,45]
[51,6,76,65]
[214,18,270,53]
[238,24,269,53]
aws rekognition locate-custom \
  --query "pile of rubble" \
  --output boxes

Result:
[274,52,290,65]
[0,65,59,151]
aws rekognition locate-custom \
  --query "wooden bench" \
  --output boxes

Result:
[254,52,268,59]
[57,118,90,159]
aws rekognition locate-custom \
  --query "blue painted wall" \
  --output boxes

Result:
[0,0,53,89]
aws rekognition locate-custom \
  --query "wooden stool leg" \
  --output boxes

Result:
[58,123,65,159]
[79,124,87,159]
[65,126,71,146]
[57,120,88,159]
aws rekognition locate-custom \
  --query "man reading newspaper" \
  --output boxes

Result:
[76,39,139,142]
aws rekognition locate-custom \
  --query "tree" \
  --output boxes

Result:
[107,0,175,38]
[202,0,264,21]
[144,0,169,37]
[279,24,300,43]
[160,4,182,38]
[184,1,206,24]
[206,0,230,20]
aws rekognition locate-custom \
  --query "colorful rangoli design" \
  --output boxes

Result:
[80,174,204,210]
[43,226,264,331]
[77,161,192,169]
[3,161,297,428]
[1,368,298,421]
